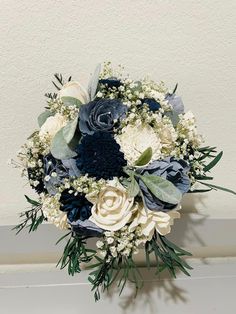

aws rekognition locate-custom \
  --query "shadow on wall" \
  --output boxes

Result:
[169,192,208,248]
[100,193,209,314]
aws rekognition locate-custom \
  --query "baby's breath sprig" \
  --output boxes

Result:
[17,131,48,184]
[46,98,78,120]
[96,225,148,259]
[58,175,106,196]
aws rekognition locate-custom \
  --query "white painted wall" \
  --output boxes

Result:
[0,0,236,225]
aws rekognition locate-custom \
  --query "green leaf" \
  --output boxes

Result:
[195,175,214,180]
[62,115,78,144]
[51,128,77,160]
[198,146,217,152]
[61,96,82,108]
[199,182,236,196]
[127,177,140,197]
[88,63,101,100]
[172,83,178,94]
[24,195,41,206]
[37,111,53,127]
[188,188,212,193]
[161,236,192,256]
[135,147,152,166]
[138,174,182,204]
[203,151,223,172]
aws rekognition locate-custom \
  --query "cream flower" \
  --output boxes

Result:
[115,122,161,166]
[129,205,180,239]
[58,81,89,104]
[42,195,68,230]
[158,122,177,154]
[39,113,67,141]
[89,179,138,231]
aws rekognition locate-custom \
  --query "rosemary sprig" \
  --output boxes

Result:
[56,232,96,276]
[145,231,192,277]
[88,254,143,302]
[52,73,72,91]
[13,195,44,234]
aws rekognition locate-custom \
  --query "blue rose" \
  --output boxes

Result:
[43,154,80,195]
[138,157,190,211]
[79,99,127,135]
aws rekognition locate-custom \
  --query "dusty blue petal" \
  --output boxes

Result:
[70,219,104,237]
[79,99,127,135]
[61,159,80,177]
[166,94,184,114]
[138,157,190,212]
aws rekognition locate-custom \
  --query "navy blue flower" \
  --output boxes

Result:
[142,98,161,112]
[79,99,127,135]
[99,77,123,89]
[138,157,190,211]
[60,191,103,237]
[75,132,127,180]
[60,191,92,222]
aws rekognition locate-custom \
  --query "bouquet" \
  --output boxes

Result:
[13,63,235,300]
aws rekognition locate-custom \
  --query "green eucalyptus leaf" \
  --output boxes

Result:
[127,177,140,197]
[139,174,182,204]
[51,128,77,159]
[37,110,53,127]
[61,96,82,108]
[88,63,101,100]
[135,147,152,166]
[62,115,78,144]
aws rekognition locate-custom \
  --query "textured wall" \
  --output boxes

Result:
[0,0,236,225]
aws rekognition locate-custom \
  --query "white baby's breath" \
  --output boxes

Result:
[41,195,68,230]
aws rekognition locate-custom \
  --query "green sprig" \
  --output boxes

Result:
[56,232,96,276]
[13,195,44,235]
[145,232,192,277]
[88,254,143,302]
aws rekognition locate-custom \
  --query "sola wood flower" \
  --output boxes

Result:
[115,122,161,166]
[88,179,138,231]
[129,205,180,239]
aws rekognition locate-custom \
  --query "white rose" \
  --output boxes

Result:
[89,179,138,231]
[39,113,67,141]
[58,81,89,104]
[42,195,68,230]
[115,122,161,166]
[129,206,180,239]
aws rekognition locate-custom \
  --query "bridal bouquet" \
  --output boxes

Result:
[13,63,235,300]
